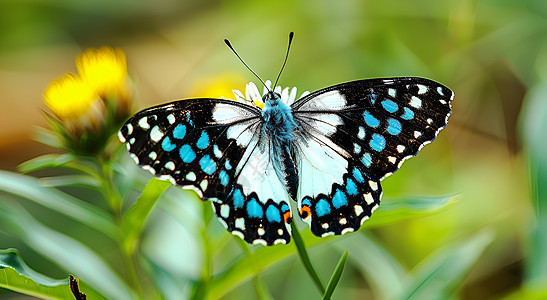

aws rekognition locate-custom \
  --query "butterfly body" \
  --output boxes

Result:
[119,77,454,246]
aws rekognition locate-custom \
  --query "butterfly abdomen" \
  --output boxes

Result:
[261,92,299,198]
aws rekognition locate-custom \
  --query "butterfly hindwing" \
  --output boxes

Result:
[292,77,453,237]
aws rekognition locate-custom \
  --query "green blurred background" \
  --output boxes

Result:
[1,0,546,299]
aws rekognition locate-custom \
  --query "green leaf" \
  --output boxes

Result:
[368,194,458,227]
[291,221,325,295]
[0,249,104,299]
[394,231,493,300]
[19,153,99,175]
[0,203,135,300]
[39,175,101,189]
[0,170,118,238]
[520,78,547,288]
[123,178,171,252]
[333,233,406,299]
[322,251,348,300]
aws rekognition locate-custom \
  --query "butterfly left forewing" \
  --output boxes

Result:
[119,98,261,199]
[291,77,453,237]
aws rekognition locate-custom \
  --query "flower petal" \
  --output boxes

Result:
[246,81,261,101]
[232,89,246,102]
[289,87,297,103]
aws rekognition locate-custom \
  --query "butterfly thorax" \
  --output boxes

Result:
[260,91,299,199]
[261,91,296,142]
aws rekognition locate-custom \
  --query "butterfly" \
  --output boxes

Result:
[118,33,454,246]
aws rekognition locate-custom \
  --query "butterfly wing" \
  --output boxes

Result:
[291,77,454,237]
[119,98,292,245]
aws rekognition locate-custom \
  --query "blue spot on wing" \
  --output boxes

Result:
[199,155,216,175]
[346,179,358,196]
[387,119,402,135]
[381,100,398,113]
[363,111,380,127]
[162,137,176,152]
[196,131,209,149]
[246,198,263,218]
[179,145,196,163]
[225,160,232,170]
[173,124,186,139]
[332,189,348,209]
[353,168,365,183]
[232,189,244,208]
[266,205,281,223]
[361,153,372,167]
[401,107,414,120]
[219,170,229,186]
[370,134,386,152]
[315,199,331,217]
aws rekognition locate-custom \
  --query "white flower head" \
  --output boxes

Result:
[231,80,309,109]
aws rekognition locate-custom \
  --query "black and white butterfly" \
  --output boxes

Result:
[118,33,454,246]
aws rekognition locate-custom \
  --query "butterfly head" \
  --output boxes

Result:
[262,90,282,106]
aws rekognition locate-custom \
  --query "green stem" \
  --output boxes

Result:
[97,157,142,298]
[290,221,325,295]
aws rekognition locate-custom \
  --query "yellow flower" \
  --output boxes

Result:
[76,47,128,97]
[44,73,102,121]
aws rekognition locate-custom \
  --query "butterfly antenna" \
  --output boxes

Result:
[224,38,269,91]
[273,31,294,90]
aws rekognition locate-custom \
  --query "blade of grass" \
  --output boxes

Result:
[290,221,325,295]
[322,251,348,300]
[396,230,493,300]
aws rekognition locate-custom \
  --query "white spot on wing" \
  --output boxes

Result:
[358,126,365,139]
[410,96,422,108]
[226,123,254,146]
[311,114,342,136]
[150,125,164,142]
[138,117,150,129]
[200,179,208,190]
[167,113,176,124]
[164,161,175,170]
[364,193,374,205]
[310,90,346,109]
[118,131,126,143]
[220,204,230,218]
[354,205,364,216]
[186,172,196,181]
